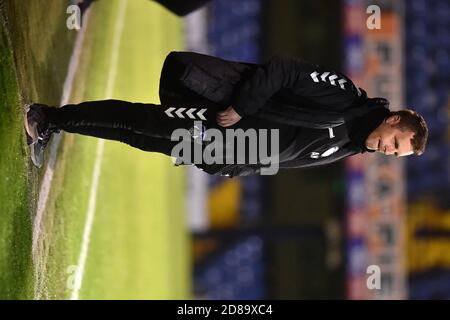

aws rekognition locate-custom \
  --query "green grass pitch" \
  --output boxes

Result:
[0,0,190,299]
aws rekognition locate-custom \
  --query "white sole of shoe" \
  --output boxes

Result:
[30,142,43,169]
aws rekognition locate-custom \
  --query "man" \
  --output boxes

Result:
[24,52,428,177]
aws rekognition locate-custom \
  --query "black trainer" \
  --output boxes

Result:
[24,104,60,168]
[30,127,58,169]
[24,104,50,145]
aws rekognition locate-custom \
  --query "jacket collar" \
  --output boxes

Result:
[347,105,390,153]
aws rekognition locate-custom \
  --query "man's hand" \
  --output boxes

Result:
[216,106,242,127]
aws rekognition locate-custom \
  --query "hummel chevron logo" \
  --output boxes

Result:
[328,74,338,85]
[186,108,196,119]
[175,108,186,118]
[321,72,330,82]
[310,71,320,82]
[338,79,347,89]
[165,107,176,117]
[310,71,347,90]
[165,107,207,120]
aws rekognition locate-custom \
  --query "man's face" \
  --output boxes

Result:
[365,115,415,157]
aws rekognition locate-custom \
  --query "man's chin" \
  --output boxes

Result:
[365,140,378,151]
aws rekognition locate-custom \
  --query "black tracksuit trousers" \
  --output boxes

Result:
[43,99,210,157]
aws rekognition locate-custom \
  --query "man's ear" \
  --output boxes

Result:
[385,114,401,125]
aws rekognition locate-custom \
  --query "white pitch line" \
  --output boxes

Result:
[32,10,92,259]
[70,0,128,300]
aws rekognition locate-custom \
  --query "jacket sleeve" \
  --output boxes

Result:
[219,164,262,177]
[279,149,358,170]
[232,55,362,116]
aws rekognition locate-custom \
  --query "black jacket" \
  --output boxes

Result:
[159,51,389,176]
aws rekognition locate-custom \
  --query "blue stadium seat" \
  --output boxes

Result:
[406,0,449,203]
